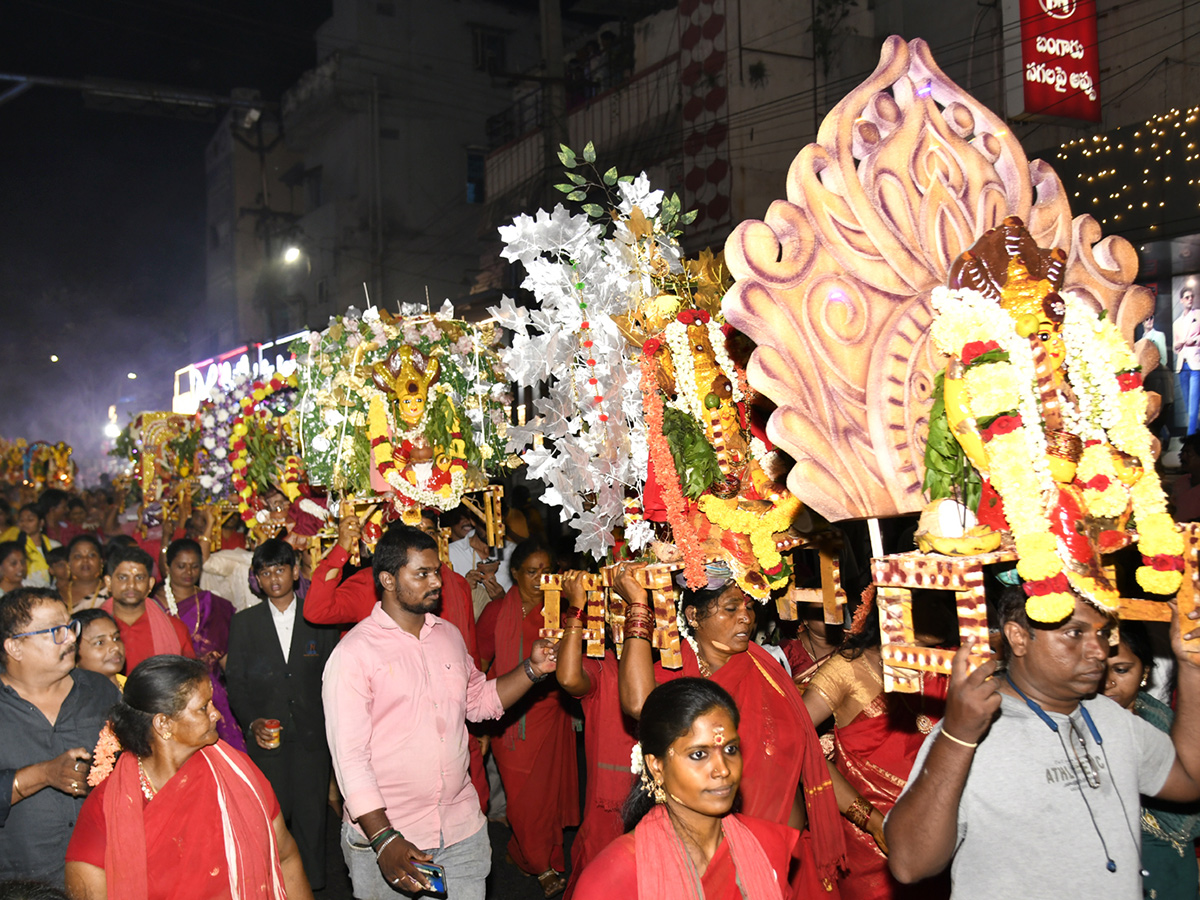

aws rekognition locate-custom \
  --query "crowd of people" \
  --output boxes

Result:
[1,478,1200,900]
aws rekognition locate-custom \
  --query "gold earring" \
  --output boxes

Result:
[640,770,666,804]
[1139,674,1149,688]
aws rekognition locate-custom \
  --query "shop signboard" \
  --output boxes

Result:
[1003,0,1101,122]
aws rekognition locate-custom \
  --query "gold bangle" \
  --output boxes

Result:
[845,796,873,830]
[12,771,25,799]
[940,729,978,749]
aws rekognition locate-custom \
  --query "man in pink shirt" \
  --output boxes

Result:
[323,525,558,900]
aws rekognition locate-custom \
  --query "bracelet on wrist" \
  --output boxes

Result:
[373,832,401,857]
[562,606,585,624]
[845,797,874,830]
[940,729,978,749]
[523,658,549,683]
[12,771,25,799]
[369,826,397,847]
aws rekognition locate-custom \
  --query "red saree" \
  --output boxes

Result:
[564,652,637,900]
[572,808,797,900]
[480,587,580,874]
[67,741,283,900]
[657,642,846,897]
[807,655,947,900]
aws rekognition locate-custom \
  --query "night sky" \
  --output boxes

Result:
[0,0,331,477]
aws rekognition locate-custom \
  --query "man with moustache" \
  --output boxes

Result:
[0,587,120,884]
[323,526,559,900]
[887,588,1200,898]
[99,545,194,672]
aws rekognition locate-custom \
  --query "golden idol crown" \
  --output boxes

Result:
[373,345,440,398]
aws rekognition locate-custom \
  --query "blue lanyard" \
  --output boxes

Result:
[1006,675,1102,744]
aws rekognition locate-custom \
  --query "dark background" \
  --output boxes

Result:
[0,1,332,475]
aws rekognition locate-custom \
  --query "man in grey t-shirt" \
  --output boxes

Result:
[886,591,1200,899]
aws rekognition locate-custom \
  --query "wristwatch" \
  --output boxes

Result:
[523,658,549,683]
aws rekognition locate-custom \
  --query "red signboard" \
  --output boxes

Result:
[1018,0,1100,122]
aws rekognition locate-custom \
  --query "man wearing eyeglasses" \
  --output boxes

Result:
[887,589,1200,899]
[0,587,120,885]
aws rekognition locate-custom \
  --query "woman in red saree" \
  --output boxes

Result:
[64,655,312,900]
[573,677,796,900]
[477,540,580,897]
[614,562,848,898]
[802,614,948,900]
[554,571,638,900]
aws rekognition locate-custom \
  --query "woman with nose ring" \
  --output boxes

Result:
[613,560,846,897]
[573,678,797,900]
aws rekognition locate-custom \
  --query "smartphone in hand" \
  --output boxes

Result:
[412,862,448,895]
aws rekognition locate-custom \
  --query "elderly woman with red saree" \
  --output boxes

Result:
[573,677,796,900]
[154,538,244,751]
[64,654,312,900]
[613,561,846,897]
[477,540,580,898]
[555,570,637,900]
[801,603,947,900]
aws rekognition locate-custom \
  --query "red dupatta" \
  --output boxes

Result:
[676,641,846,890]
[634,805,783,900]
[102,741,284,900]
[101,597,183,657]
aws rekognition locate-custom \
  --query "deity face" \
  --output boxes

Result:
[398,388,427,427]
[1033,317,1067,371]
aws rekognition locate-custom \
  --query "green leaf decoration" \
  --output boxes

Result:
[581,203,605,218]
[962,348,1010,369]
[603,167,619,186]
[566,171,587,185]
[583,141,596,163]
[554,183,575,193]
[558,144,577,167]
[618,175,635,183]
[566,190,587,202]
[922,369,982,511]
[662,405,722,499]
[680,209,698,225]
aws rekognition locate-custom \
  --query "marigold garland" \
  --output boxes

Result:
[641,350,705,586]
[930,286,1186,612]
[228,372,300,526]
[696,493,801,593]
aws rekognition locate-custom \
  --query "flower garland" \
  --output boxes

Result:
[696,494,801,595]
[1076,443,1127,518]
[930,286,1072,622]
[161,578,179,617]
[1061,296,1183,594]
[367,394,469,512]
[641,350,705,586]
[663,319,705,422]
[930,285,1184,613]
[229,373,300,525]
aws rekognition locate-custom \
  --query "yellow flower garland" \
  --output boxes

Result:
[697,494,801,581]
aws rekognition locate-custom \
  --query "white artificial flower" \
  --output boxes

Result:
[312,435,331,452]
[213,447,227,460]
[201,415,216,429]
[616,172,664,217]
[215,409,229,423]
[198,475,214,489]
[202,437,216,451]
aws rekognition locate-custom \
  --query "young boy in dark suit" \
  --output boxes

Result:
[226,538,338,890]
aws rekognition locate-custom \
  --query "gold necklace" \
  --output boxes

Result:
[137,758,158,801]
[696,653,712,678]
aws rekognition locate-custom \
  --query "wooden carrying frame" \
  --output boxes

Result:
[872,524,1200,692]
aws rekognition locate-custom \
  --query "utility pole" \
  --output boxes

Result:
[540,0,567,207]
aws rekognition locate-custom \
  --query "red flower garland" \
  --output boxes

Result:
[640,350,705,586]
